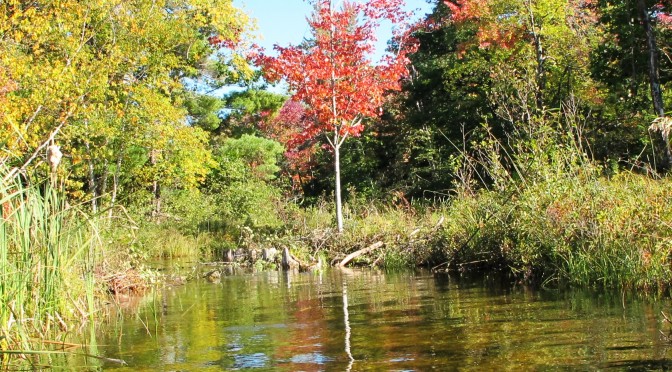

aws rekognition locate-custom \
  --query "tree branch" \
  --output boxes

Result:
[4,105,76,183]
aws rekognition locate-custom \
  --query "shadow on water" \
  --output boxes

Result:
[601,359,672,370]
[49,268,672,370]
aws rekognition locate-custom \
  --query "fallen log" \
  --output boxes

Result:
[338,241,384,268]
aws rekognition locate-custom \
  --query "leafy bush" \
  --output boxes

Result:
[208,134,286,235]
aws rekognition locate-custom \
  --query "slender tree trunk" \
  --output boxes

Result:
[334,141,344,233]
[328,0,344,233]
[100,158,109,198]
[108,150,123,220]
[526,0,545,112]
[84,120,98,213]
[85,145,98,213]
[638,0,672,170]
[109,98,130,219]
[639,0,665,117]
[87,159,98,213]
[150,149,161,216]
[152,181,161,216]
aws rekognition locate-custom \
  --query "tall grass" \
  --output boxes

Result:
[420,111,672,290]
[431,172,672,289]
[0,165,101,364]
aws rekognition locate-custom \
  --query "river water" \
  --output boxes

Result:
[82,268,672,370]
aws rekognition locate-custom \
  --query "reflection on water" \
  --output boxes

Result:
[78,269,672,370]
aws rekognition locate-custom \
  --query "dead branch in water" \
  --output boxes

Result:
[338,241,384,267]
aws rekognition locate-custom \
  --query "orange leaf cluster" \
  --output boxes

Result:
[444,0,521,56]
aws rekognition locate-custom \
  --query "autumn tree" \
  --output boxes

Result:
[443,0,602,119]
[260,100,321,193]
[593,0,672,170]
[257,0,417,232]
[0,0,253,213]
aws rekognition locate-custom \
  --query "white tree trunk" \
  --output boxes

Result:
[108,151,123,220]
[334,142,344,233]
[342,279,354,368]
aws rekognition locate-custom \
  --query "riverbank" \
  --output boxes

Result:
[2,165,672,368]
[145,169,672,292]
[290,171,672,291]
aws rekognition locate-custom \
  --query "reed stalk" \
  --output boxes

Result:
[0,164,101,367]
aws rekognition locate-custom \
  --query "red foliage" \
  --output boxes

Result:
[255,0,417,147]
[444,0,489,22]
[444,0,521,55]
[656,2,672,26]
[259,100,319,191]
[208,35,239,49]
[207,23,246,49]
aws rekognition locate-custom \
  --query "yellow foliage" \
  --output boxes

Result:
[0,0,251,201]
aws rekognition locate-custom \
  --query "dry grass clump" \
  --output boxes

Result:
[100,269,148,296]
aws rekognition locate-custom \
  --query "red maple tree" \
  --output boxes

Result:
[257,100,319,192]
[256,0,417,232]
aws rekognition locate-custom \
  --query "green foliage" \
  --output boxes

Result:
[0,0,252,212]
[208,134,286,234]
[185,94,226,132]
[216,134,284,181]
[384,3,504,196]
[221,89,287,137]
[226,89,286,117]
[0,165,103,357]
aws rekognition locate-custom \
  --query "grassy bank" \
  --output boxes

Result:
[0,166,158,367]
[261,171,669,291]
[435,172,672,290]
[129,163,672,292]
[213,119,671,291]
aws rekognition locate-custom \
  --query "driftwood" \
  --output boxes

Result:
[281,247,299,270]
[262,248,278,262]
[339,241,384,267]
[280,248,323,271]
[223,249,234,262]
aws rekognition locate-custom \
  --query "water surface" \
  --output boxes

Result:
[91,268,672,370]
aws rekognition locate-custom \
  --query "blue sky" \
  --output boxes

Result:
[233,0,434,60]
